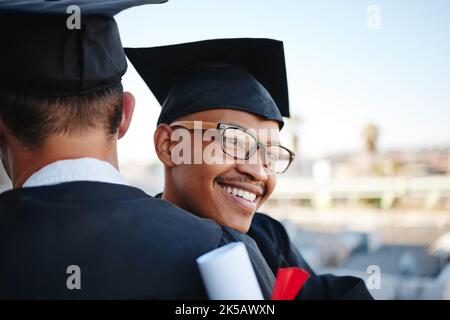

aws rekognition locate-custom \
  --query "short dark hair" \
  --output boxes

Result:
[0,84,123,149]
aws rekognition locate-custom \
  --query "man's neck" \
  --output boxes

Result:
[11,133,118,188]
[161,177,181,207]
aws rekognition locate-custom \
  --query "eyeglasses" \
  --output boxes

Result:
[169,121,295,174]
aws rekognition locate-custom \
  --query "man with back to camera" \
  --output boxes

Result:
[0,0,275,299]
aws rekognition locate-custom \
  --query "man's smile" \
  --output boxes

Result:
[214,178,265,212]
[221,184,257,202]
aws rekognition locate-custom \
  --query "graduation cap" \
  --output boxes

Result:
[0,0,167,96]
[125,38,290,129]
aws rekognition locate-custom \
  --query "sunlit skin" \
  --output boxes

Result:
[154,109,280,233]
[0,92,135,188]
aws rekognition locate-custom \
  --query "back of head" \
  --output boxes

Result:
[0,1,132,149]
[0,0,165,184]
[0,85,124,149]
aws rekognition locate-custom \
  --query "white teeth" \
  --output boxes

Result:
[221,185,257,202]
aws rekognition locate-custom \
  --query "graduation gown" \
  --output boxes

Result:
[248,213,374,300]
[0,182,274,299]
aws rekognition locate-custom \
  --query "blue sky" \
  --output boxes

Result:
[115,0,450,162]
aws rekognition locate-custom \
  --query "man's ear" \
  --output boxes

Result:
[154,124,176,167]
[118,91,135,140]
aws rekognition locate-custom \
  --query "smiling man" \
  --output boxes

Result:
[126,38,292,232]
[126,38,373,299]
[157,108,286,233]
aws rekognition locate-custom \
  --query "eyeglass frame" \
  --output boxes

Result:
[168,120,295,174]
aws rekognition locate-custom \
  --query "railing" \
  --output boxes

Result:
[270,176,450,210]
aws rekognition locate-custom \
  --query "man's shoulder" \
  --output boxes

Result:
[0,181,152,205]
[0,181,224,298]
[250,212,288,241]
[0,180,222,237]
[252,212,283,226]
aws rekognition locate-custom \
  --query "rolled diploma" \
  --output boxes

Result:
[196,241,264,300]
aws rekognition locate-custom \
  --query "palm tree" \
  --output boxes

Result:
[363,123,379,154]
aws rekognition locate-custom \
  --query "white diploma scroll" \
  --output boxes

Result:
[196,241,264,300]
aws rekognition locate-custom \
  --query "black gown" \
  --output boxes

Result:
[0,182,275,299]
[248,213,374,300]
[153,193,373,300]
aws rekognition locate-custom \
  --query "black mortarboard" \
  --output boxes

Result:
[0,0,167,96]
[125,38,290,129]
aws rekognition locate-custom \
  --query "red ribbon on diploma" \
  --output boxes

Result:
[271,267,310,300]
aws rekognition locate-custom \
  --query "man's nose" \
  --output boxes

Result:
[235,150,269,182]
